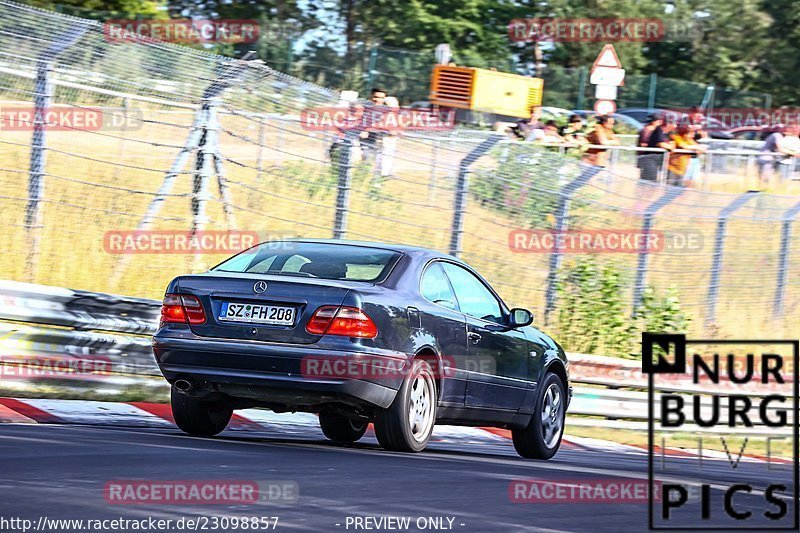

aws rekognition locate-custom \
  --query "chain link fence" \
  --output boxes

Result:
[0,0,797,353]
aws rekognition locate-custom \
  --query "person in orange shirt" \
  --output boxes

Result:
[582,115,620,167]
[668,122,707,186]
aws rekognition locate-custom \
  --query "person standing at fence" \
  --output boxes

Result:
[646,116,677,181]
[582,115,619,167]
[560,114,585,142]
[361,88,388,166]
[758,124,800,185]
[668,121,707,186]
[510,105,545,141]
[637,113,663,182]
[375,96,399,183]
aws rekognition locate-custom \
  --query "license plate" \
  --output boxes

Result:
[219,302,296,326]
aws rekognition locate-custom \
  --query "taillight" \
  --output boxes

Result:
[160,293,206,327]
[180,295,206,324]
[306,306,378,338]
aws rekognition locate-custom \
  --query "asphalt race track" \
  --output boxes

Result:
[0,420,792,533]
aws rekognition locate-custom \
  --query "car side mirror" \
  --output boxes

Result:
[509,308,533,328]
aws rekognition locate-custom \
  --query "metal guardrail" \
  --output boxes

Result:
[0,281,787,434]
[0,281,162,393]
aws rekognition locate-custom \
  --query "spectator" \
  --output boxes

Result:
[511,105,545,141]
[541,120,564,144]
[647,116,677,180]
[688,107,709,141]
[668,121,707,186]
[758,124,800,184]
[560,114,586,144]
[582,115,620,167]
[361,88,388,165]
[376,95,399,181]
[637,113,663,182]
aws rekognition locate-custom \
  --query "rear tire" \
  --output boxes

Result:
[319,412,368,443]
[170,386,232,437]
[512,373,566,460]
[374,359,437,452]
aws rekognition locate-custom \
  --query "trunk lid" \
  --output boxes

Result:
[173,272,360,344]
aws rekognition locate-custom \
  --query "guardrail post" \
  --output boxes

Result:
[543,164,602,324]
[772,200,800,317]
[632,186,684,312]
[705,191,760,327]
[448,135,503,257]
[332,131,356,239]
[24,23,88,282]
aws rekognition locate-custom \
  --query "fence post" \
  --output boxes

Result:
[647,73,657,111]
[113,58,264,283]
[543,164,602,324]
[365,45,379,90]
[24,23,88,282]
[575,67,587,111]
[188,99,216,269]
[632,187,685,312]
[772,200,800,317]
[256,115,266,181]
[705,191,760,327]
[333,132,356,239]
[448,135,503,257]
[428,136,440,204]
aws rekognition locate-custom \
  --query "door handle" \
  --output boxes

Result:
[467,332,482,345]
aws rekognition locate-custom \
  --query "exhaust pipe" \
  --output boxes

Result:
[174,379,193,392]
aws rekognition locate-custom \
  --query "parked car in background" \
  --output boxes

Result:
[616,107,733,139]
[571,110,644,134]
[727,125,778,141]
[540,106,574,121]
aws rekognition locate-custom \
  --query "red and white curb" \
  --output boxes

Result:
[0,398,787,463]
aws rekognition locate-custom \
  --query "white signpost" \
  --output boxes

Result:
[591,44,625,116]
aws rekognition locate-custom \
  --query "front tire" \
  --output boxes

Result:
[319,412,368,443]
[512,373,566,460]
[170,386,232,437]
[374,359,437,452]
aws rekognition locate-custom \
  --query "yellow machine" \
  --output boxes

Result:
[429,65,543,119]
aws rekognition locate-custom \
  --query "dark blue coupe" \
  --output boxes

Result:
[153,240,570,459]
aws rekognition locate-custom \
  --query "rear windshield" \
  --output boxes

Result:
[212,242,401,282]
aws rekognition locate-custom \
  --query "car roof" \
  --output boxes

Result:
[275,238,462,261]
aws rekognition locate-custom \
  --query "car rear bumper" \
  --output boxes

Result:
[152,334,405,409]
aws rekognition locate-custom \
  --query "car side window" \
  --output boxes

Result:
[420,262,458,311]
[441,262,503,323]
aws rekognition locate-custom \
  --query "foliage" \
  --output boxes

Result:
[21,0,799,104]
[470,143,574,228]
[555,257,691,358]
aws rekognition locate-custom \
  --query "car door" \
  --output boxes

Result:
[419,261,468,406]
[440,262,530,411]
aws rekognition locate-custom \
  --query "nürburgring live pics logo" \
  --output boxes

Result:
[644,333,799,530]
